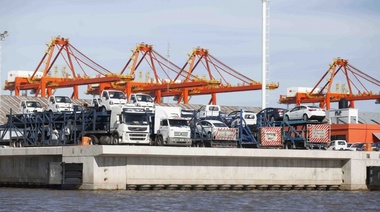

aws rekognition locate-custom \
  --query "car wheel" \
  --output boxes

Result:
[303,114,308,121]
[207,132,212,139]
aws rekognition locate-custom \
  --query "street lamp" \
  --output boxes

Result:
[0,31,9,116]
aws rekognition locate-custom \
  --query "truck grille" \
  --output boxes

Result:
[129,134,147,140]
[174,132,188,136]
[128,127,148,131]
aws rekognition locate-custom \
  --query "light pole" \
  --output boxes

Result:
[0,31,9,115]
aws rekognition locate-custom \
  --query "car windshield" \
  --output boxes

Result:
[213,122,227,127]
[26,101,42,108]
[109,91,126,99]
[169,119,188,127]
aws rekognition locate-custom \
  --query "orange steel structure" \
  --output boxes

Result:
[4,37,279,103]
[171,47,278,104]
[4,37,123,98]
[279,58,380,110]
[87,43,279,104]
[86,43,212,102]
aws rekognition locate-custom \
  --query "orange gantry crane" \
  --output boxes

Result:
[88,43,279,104]
[4,37,123,98]
[86,43,212,102]
[171,47,279,104]
[278,58,380,109]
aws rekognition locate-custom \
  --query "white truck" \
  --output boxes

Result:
[47,95,74,112]
[327,140,349,151]
[83,106,150,145]
[196,104,221,119]
[150,106,192,146]
[19,100,44,114]
[98,90,128,111]
[129,93,155,112]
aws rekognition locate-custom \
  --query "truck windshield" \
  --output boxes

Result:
[136,94,153,102]
[109,91,126,99]
[56,96,71,103]
[169,119,188,127]
[26,101,42,108]
[124,113,148,125]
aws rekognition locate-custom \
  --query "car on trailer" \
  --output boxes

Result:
[228,110,257,127]
[195,120,229,139]
[284,105,325,122]
[256,107,288,122]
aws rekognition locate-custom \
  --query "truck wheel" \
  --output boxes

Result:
[284,142,292,149]
[112,134,119,145]
[270,116,275,122]
[284,115,289,122]
[303,114,308,121]
[89,135,98,145]
[101,107,107,113]
[149,138,155,146]
[156,136,164,146]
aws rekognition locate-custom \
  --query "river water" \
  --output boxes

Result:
[0,188,379,211]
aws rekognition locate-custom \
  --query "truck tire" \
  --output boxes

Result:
[284,141,293,149]
[89,135,99,145]
[112,134,119,145]
[156,136,164,146]
[303,114,308,121]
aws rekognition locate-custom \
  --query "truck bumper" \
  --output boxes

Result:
[167,137,192,146]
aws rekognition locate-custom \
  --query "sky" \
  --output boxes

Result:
[0,0,379,112]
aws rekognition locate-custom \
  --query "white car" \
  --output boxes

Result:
[195,120,229,139]
[228,110,257,127]
[327,140,349,151]
[284,105,325,122]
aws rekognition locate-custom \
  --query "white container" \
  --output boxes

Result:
[7,70,43,82]
[286,87,322,97]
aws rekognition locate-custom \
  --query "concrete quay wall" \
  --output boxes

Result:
[1,146,380,190]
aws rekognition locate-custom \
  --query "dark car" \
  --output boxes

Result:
[257,107,288,122]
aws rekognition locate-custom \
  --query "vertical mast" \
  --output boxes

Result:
[262,0,269,109]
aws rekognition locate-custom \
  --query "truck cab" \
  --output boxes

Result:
[114,106,150,145]
[99,90,128,111]
[151,106,192,146]
[128,93,155,112]
[47,96,73,112]
[19,100,44,114]
[196,104,221,119]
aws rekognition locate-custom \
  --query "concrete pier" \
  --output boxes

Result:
[1,146,380,190]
